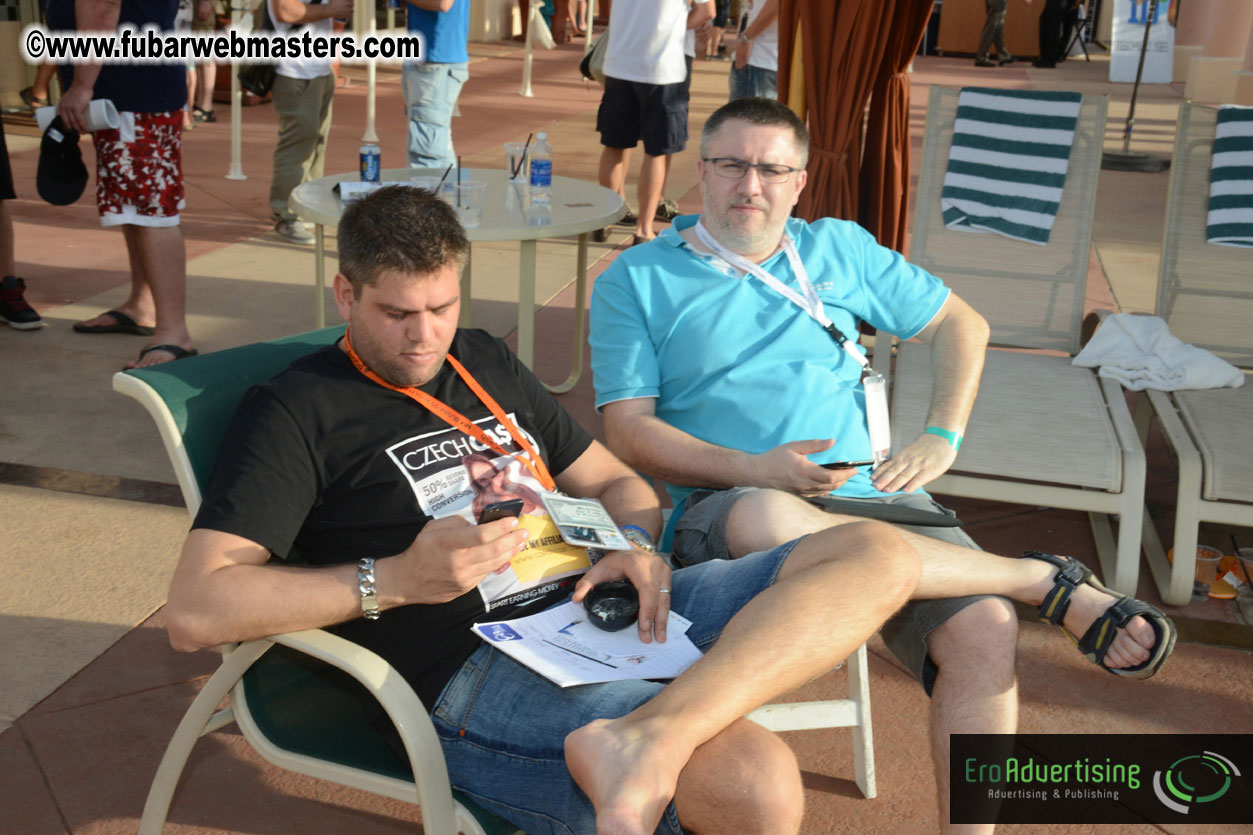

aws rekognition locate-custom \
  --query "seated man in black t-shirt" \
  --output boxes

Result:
[164,185,927,834]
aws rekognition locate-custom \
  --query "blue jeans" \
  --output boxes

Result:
[402,60,469,168]
[729,65,779,101]
[429,541,796,835]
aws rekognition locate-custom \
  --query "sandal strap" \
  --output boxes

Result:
[1022,551,1091,626]
[1076,596,1167,672]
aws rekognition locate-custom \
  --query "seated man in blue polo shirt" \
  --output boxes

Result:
[589,96,1175,826]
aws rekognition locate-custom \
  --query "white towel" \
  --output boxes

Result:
[1207,105,1253,248]
[940,88,1083,246]
[1072,313,1245,391]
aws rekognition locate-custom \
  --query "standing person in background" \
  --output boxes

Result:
[52,0,197,368]
[974,0,1028,67]
[1034,0,1064,68]
[269,0,352,245]
[403,0,470,169]
[702,0,729,59]
[728,0,778,100]
[1,120,43,331]
[595,0,712,246]
[190,0,220,123]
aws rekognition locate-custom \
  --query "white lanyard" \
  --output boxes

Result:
[692,219,892,464]
[693,220,868,370]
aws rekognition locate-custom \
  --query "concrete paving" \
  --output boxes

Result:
[0,35,1250,835]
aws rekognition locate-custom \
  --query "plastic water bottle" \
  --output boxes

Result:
[529,132,552,205]
[359,143,381,182]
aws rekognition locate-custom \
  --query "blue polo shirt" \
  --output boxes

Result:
[408,0,469,63]
[590,214,950,504]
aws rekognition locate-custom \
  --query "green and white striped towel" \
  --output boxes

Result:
[1207,105,1253,248]
[940,88,1083,246]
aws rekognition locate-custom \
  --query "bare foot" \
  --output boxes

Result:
[565,717,691,835]
[1062,583,1156,670]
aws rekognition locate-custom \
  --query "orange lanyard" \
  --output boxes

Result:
[342,329,557,492]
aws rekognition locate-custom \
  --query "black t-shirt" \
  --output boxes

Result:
[194,329,594,708]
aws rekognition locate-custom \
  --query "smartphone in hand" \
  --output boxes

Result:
[477,498,525,524]
[821,460,874,470]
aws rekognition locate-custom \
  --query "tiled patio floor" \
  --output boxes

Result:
[1,29,1250,835]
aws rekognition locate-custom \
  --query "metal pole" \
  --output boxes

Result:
[1100,0,1170,172]
[357,0,379,143]
[1119,0,1155,154]
[225,0,248,180]
[520,1,535,97]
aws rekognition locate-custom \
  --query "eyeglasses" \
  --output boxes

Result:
[702,157,802,184]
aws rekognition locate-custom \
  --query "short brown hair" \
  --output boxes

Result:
[337,185,469,294]
[700,97,810,168]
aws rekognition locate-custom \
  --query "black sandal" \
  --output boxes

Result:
[192,105,217,123]
[1022,551,1176,679]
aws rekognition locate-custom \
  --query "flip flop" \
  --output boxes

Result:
[1022,551,1176,679]
[73,310,156,336]
[124,344,199,370]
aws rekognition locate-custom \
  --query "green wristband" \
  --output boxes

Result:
[925,426,963,450]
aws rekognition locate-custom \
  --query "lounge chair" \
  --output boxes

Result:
[882,85,1149,596]
[1135,100,1253,606]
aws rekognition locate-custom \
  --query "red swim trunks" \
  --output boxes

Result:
[92,111,185,227]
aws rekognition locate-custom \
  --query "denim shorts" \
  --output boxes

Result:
[429,541,795,835]
[673,487,993,694]
[729,65,779,102]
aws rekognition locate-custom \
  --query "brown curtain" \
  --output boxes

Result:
[778,0,896,223]
[859,1,934,253]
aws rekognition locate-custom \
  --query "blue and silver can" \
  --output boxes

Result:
[359,143,381,182]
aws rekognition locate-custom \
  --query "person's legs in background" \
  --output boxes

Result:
[974,0,1012,65]
[270,75,320,243]
[75,110,193,364]
[193,61,217,121]
[402,61,468,169]
[21,63,58,109]
[595,76,643,239]
[119,224,194,368]
[1034,0,1065,67]
[0,122,43,330]
[706,0,729,59]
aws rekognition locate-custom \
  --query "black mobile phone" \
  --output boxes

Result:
[477,498,524,524]
[821,460,875,470]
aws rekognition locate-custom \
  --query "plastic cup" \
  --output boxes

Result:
[1237,548,1253,588]
[1192,545,1223,600]
[409,175,440,193]
[451,180,486,228]
[505,142,529,184]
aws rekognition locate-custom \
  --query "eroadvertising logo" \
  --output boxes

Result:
[1153,751,1240,814]
[950,734,1252,825]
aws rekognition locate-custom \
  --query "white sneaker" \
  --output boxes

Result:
[274,219,315,245]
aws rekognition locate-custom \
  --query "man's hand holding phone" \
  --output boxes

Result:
[388,513,529,606]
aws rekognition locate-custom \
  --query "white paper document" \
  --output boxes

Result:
[472,600,703,687]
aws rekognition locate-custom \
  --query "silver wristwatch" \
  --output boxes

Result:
[357,557,381,620]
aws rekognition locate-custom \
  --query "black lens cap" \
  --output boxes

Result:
[583,579,639,632]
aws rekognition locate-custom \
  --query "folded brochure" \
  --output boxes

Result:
[473,600,702,687]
